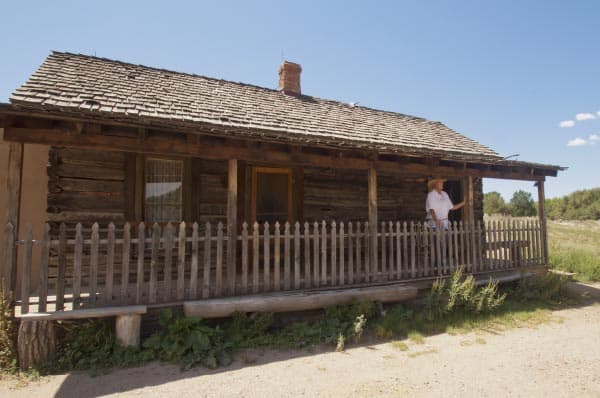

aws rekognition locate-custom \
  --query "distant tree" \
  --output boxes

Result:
[509,190,536,217]
[483,191,508,215]
[544,188,600,220]
[545,198,562,220]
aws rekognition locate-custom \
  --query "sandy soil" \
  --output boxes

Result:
[2,283,600,398]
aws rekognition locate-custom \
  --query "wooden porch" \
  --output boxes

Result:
[5,217,546,316]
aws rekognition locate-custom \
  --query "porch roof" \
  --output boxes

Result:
[7,51,505,163]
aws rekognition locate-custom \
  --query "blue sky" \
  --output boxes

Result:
[1,1,598,200]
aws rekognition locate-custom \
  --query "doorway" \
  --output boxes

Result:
[251,167,292,224]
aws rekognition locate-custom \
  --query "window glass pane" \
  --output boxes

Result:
[145,158,183,222]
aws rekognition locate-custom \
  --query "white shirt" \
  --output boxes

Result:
[426,190,454,228]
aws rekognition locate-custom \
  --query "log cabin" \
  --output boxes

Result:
[1,52,563,332]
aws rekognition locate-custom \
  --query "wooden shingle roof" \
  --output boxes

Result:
[11,51,501,161]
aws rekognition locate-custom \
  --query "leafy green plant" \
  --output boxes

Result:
[318,301,376,345]
[373,305,414,339]
[143,309,231,370]
[224,312,274,348]
[54,319,147,373]
[0,280,18,373]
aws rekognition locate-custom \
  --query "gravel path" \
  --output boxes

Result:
[2,283,600,398]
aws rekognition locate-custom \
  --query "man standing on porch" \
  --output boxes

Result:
[426,178,467,230]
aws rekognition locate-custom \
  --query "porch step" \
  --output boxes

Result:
[184,284,418,318]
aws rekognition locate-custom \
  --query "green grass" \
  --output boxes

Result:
[408,348,438,358]
[407,331,425,344]
[391,341,409,351]
[547,220,600,282]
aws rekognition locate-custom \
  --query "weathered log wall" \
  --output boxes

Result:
[303,167,368,222]
[47,147,127,225]
[47,148,229,226]
[377,175,428,221]
[45,147,483,227]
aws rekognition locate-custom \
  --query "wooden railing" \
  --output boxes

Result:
[3,218,544,315]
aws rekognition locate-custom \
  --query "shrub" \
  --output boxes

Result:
[425,267,506,320]
[0,281,17,373]
[224,312,274,348]
[511,272,571,303]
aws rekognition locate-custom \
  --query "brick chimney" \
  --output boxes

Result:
[278,61,302,96]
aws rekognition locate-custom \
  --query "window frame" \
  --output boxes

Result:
[134,154,191,224]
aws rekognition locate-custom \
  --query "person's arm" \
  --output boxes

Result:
[429,209,443,228]
[426,192,443,228]
[452,200,466,211]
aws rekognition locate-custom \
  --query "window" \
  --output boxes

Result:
[144,158,183,223]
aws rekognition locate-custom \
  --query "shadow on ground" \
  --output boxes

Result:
[51,281,600,398]
[567,281,600,300]
[51,346,332,398]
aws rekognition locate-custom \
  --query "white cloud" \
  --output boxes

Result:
[589,133,600,142]
[567,137,587,147]
[559,120,575,128]
[575,113,596,121]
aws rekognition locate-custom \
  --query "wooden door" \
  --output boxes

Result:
[251,167,292,224]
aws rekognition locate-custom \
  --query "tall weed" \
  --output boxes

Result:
[0,281,17,373]
[425,267,506,320]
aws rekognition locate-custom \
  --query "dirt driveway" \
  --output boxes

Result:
[2,283,600,398]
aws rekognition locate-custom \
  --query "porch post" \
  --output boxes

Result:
[536,179,548,264]
[464,176,475,223]
[2,142,24,294]
[226,158,238,295]
[368,166,378,280]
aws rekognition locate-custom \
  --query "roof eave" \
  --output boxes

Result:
[1,103,564,176]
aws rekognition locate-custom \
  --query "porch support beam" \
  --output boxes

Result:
[536,179,548,264]
[368,166,378,280]
[226,159,238,295]
[3,127,558,181]
[463,176,475,224]
[467,176,475,224]
[2,142,23,293]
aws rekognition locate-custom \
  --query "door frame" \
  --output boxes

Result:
[250,166,293,223]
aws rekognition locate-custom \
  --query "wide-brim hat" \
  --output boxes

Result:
[427,177,447,191]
